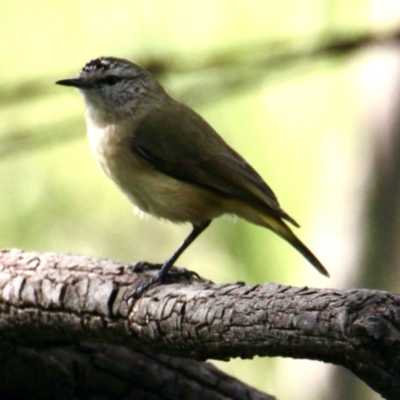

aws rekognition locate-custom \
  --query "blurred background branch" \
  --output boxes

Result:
[3,28,400,160]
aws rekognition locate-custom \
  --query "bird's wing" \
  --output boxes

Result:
[130,100,298,226]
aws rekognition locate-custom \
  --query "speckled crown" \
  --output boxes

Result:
[81,57,114,73]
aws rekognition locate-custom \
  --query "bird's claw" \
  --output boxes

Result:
[129,262,163,273]
[126,262,201,300]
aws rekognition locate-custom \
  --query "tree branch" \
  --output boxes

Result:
[0,343,273,400]
[0,249,399,399]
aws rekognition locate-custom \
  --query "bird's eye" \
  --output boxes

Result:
[102,76,120,86]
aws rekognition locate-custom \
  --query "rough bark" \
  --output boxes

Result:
[0,249,399,399]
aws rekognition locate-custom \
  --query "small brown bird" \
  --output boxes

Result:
[56,57,328,296]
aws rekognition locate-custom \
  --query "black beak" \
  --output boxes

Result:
[55,78,93,88]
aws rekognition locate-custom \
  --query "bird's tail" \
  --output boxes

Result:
[258,211,329,277]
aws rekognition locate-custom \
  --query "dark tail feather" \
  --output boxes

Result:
[259,212,329,277]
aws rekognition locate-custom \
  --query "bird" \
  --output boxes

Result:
[56,56,328,296]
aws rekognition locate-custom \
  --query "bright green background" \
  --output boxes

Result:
[2,1,399,399]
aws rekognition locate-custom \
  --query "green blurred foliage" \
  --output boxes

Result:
[2,1,399,399]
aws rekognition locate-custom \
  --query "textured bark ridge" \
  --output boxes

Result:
[0,249,399,399]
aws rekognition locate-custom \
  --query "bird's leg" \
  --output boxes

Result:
[128,220,211,299]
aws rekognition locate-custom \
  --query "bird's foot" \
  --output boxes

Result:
[127,273,163,300]
[127,261,201,300]
[129,261,163,273]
